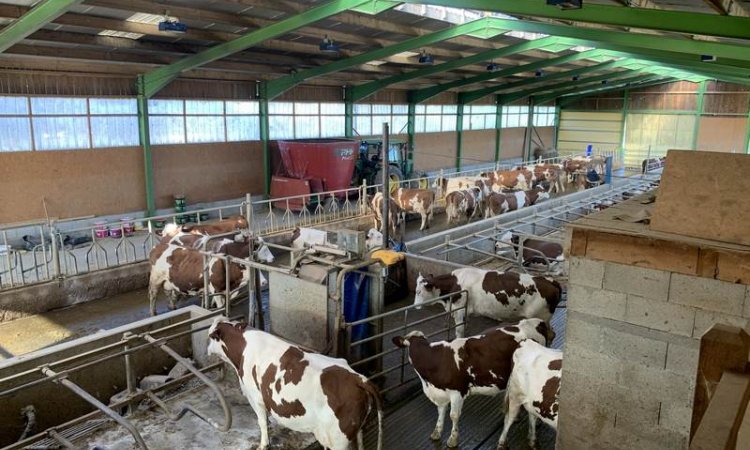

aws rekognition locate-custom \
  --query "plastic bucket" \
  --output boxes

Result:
[121,217,135,236]
[109,227,122,238]
[199,213,210,221]
[94,220,108,239]
[174,194,186,209]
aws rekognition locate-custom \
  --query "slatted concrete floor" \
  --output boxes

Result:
[360,303,567,450]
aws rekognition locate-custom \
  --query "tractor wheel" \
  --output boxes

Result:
[375,166,404,194]
[409,171,429,189]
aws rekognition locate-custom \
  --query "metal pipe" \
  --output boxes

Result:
[141,335,232,432]
[41,367,148,450]
[47,430,79,450]
[123,332,136,396]
[381,121,390,249]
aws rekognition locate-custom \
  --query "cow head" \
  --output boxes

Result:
[254,237,275,264]
[414,273,439,309]
[495,231,515,256]
[391,330,426,348]
[207,317,249,374]
[517,318,556,346]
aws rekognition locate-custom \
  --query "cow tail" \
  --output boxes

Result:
[359,380,384,450]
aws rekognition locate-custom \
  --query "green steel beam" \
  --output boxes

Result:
[136,75,155,216]
[344,87,354,138]
[264,18,500,100]
[525,97,534,160]
[259,98,271,195]
[492,68,651,105]
[0,0,82,53]
[552,77,672,105]
[407,102,416,168]
[348,36,561,102]
[460,59,637,104]
[692,80,707,150]
[619,89,630,162]
[494,95,502,162]
[140,0,373,98]
[533,74,665,104]
[744,100,750,154]
[409,49,602,104]
[603,49,750,76]
[400,0,750,40]
[456,102,465,171]
[468,17,750,63]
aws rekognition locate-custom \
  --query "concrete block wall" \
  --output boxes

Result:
[559,257,750,450]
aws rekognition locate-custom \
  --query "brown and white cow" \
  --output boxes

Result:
[148,239,273,316]
[497,339,562,450]
[369,192,402,236]
[495,231,565,270]
[484,186,549,218]
[529,163,565,194]
[160,215,248,242]
[445,187,482,225]
[392,319,553,448]
[433,176,488,198]
[393,188,435,231]
[414,268,561,338]
[207,319,383,450]
[480,169,533,191]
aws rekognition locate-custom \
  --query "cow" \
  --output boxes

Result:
[641,156,666,174]
[391,319,553,448]
[290,227,329,250]
[497,340,562,450]
[207,318,383,450]
[148,239,273,316]
[445,187,482,225]
[369,192,401,237]
[529,163,565,194]
[160,216,248,241]
[393,188,435,231]
[366,228,383,251]
[164,230,275,263]
[484,186,549,218]
[495,231,564,267]
[414,268,562,338]
[480,169,533,191]
[433,176,488,198]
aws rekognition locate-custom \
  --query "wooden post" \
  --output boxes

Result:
[691,324,750,440]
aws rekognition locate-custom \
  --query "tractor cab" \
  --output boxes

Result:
[353,139,425,192]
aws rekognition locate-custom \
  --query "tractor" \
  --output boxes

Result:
[353,139,428,193]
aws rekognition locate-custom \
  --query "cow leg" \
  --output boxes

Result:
[357,429,364,450]
[527,409,538,449]
[419,212,427,231]
[148,280,162,316]
[496,390,522,450]
[430,402,448,440]
[252,403,270,450]
[446,394,464,448]
[452,309,466,339]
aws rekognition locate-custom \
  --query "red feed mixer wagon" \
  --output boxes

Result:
[270,139,359,210]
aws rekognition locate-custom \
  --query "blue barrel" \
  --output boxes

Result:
[343,272,371,343]
[586,144,593,156]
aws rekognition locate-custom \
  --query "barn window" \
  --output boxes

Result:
[320,102,345,138]
[30,97,90,151]
[90,98,139,148]
[0,97,32,151]
[226,101,259,141]
[186,100,225,143]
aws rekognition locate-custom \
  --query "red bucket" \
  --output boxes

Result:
[109,228,122,238]
[94,221,108,239]
[121,217,135,236]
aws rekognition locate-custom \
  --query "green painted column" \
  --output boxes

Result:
[525,97,535,160]
[456,102,465,171]
[692,80,708,150]
[494,96,503,162]
[619,89,630,163]
[744,98,750,154]
[257,83,271,196]
[344,87,354,138]
[136,75,155,216]
[407,102,416,173]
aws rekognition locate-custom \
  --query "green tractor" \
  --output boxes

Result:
[354,139,428,193]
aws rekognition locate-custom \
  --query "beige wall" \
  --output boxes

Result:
[461,129,495,166]
[414,132,457,171]
[0,141,265,224]
[499,127,555,160]
[696,116,748,153]
[0,147,146,224]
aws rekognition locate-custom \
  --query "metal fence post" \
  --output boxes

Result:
[50,224,61,280]
[245,193,253,232]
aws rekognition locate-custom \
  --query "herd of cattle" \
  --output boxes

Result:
[369,155,607,235]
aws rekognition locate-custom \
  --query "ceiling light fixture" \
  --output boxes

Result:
[535,69,544,77]
[418,50,434,65]
[319,35,340,53]
[546,0,583,10]
[486,62,499,72]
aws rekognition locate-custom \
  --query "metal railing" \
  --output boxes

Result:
[342,290,468,395]
[0,311,236,450]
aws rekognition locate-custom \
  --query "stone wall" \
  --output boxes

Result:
[558,256,750,450]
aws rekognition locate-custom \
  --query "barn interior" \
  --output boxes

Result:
[1,1,750,450]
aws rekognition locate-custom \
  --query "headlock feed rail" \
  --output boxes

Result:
[0,311,236,450]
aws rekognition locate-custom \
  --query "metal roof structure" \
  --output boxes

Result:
[0,0,747,104]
